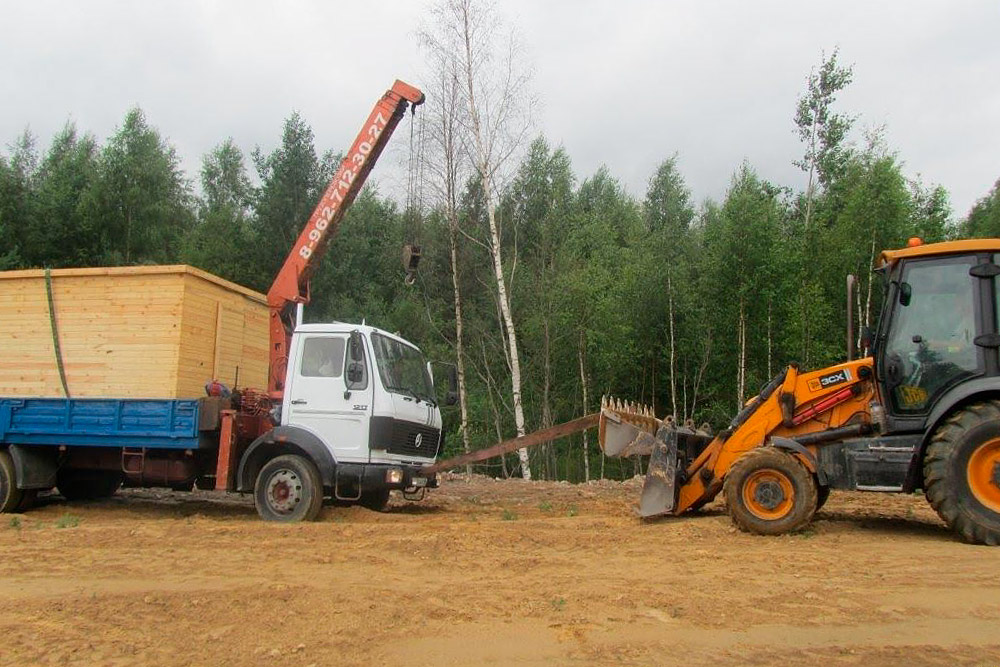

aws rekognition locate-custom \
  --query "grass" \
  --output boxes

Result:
[8,516,21,530]
[566,504,578,518]
[550,597,567,611]
[55,514,80,529]
[538,500,552,512]
[501,508,517,521]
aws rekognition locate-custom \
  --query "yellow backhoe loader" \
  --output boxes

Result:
[599,238,1000,545]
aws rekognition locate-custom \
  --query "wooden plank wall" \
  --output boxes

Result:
[0,266,269,399]
[175,272,268,396]
[0,270,184,397]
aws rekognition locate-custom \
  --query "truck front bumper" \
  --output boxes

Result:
[333,462,438,493]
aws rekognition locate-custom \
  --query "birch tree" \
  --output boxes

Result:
[422,0,535,479]
[423,54,474,474]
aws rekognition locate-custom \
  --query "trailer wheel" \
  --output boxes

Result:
[359,489,391,512]
[254,455,323,522]
[57,470,121,501]
[0,450,25,513]
[723,447,818,535]
[924,401,1000,546]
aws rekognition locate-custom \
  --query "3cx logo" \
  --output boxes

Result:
[819,369,852,387]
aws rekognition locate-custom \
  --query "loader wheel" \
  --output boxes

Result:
[924,401,1000,545]
[0,450,25,513]
[254,455,324,522]
[816,485,831,512]
[724,448,818,535]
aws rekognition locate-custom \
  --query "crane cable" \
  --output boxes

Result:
[403,104,426,285]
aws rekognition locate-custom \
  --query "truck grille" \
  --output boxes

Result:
[387,422,441,459]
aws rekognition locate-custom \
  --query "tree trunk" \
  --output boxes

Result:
[578,329,590,483]
[458,2,531,480]
[668,274,677,418]
[448,220,472,477]
[737,298,747,409]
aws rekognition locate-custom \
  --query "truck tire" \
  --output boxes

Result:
[359,488,391,512]
[924,401,1000,545]
[57,470,122,501]
[254,455,324,522]
[723,447,818,535]
[0,450,25,513]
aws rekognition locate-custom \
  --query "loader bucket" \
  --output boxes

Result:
[600,410,658,457]
[638,425,679,517]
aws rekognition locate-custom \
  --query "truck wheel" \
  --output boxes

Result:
[254,455,323,522]
[359,489,391,512]
[0,450,25,513]
[723,447,818,535]
[57,470,121,501]
[924,401,1000,545]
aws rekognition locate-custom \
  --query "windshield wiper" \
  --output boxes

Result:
[386,384,422,402]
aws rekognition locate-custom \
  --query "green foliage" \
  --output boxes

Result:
[55,514,80,529]
[962,179,1000,238]
[0,58,985,484]
[501,508,517,521]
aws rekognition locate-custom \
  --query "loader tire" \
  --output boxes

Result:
[0,450,25,514]
[254,455,324,522]
[924,401,1000,546]
[815,484,831,512]
[724,447,818,535]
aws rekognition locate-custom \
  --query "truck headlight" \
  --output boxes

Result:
[386,468,404,485]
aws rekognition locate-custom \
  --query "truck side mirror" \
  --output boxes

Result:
[349,330,364,361]
[347,363,364,385]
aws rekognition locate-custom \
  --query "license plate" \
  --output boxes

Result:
[411,477,427,487]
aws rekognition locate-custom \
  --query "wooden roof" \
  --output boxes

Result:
[0,265,267,304]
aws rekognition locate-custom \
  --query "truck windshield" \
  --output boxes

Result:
[371,333,435,403]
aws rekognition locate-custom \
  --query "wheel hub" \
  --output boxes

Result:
[967,438,1000,513]
[266,469,302,514]
[753,480,785,510]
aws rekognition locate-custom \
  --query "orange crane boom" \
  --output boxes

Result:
[266,80,424,397]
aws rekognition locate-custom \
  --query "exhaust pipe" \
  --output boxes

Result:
[846,274,856,362]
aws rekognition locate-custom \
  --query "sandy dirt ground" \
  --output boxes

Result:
[1,475,999,666]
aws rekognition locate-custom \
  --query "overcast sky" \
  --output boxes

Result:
[2,1,998,218]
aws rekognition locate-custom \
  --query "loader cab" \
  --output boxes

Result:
[874,242,1000,433]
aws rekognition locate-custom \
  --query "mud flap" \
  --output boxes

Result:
[638,425,679,518]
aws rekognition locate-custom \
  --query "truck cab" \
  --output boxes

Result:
[283,323,444,468]
[235,323,452,521]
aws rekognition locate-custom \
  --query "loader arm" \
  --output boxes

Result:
[600,358,876,517]
[266,80,424,398]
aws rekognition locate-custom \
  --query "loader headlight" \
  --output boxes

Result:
[386,468,404,485]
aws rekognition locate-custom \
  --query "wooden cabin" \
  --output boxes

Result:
[0,266,269,398]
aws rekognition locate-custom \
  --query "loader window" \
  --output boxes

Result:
[883,257,978,414]
[300,337,346,378]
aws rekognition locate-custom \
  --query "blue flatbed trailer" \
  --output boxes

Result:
[0,397,207,450]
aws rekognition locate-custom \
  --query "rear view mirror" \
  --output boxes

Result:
[859,326,873,355]
[899,282,912,307]
[445,366,458,406]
